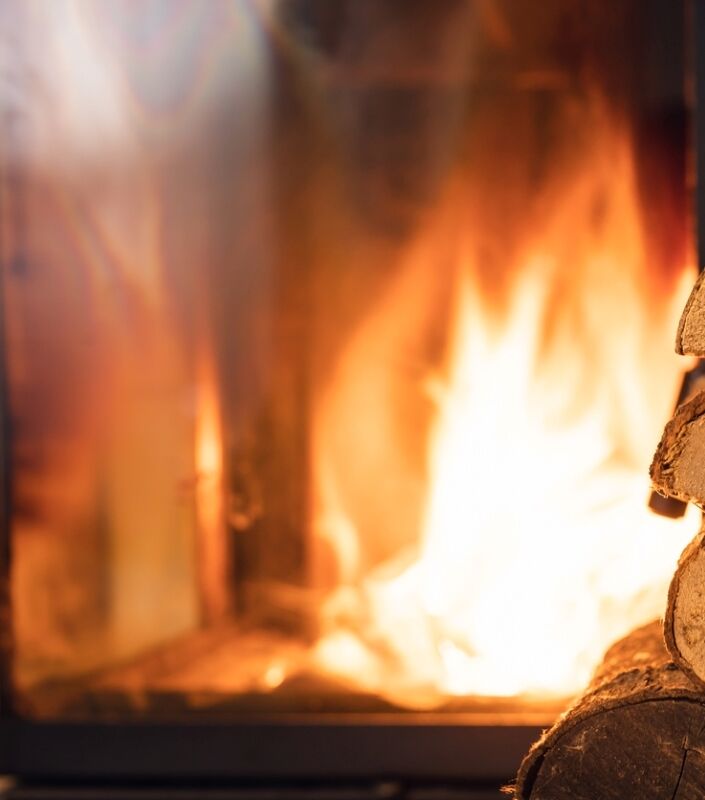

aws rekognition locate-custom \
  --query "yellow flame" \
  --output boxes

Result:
[312,114,699,705]
[195,348,229,622]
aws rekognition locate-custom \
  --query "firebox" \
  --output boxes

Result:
[0,0,700,796]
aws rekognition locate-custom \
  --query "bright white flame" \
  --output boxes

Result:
[311,117,699,705]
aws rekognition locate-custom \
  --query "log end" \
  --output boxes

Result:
[676,270,705,356]
[513,622,705,799]
[650,390,705,506]
[665,528,705,688]
[514,699,705,799]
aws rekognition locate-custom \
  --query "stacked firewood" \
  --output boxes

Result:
[512,273,705,799]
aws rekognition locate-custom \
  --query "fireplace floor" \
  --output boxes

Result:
[6,629,551,790]
[17,626,566,722]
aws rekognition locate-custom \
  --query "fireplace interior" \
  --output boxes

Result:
[0,0,701,797]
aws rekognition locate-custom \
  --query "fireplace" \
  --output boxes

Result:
[0,0,700,795]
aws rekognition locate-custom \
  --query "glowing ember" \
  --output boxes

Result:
[312,114,699,706]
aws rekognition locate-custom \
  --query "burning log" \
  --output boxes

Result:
[512,621,705,799]
[677,271,705,356]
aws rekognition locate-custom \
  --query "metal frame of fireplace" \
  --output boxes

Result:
[0,0,696,794]
[0,717,541,783]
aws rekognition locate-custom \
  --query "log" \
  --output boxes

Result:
[664,527,705,689]
[512,621,705,799]
[677,271,705,356]
[648,362,705,518]
[650,389,705,507]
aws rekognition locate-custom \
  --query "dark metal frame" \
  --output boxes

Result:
[0,717,541,783]
[0,0,18,745]
[695,0,705,272]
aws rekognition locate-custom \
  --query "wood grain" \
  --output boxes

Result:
[513,622,705,799]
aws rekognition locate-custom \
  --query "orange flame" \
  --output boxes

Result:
[311,111,698,705]
[195,347,229,623]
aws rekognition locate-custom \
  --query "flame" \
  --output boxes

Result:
[194,346,229,623]
[311,111,699,705]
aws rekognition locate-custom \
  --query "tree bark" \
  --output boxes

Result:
[650,389,705,506]
[512,621,705,800]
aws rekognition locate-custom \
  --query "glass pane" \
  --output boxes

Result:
[2,0,697,719]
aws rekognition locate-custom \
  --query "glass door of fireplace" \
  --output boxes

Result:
[0,0,698,723]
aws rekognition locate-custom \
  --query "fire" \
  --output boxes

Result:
[311,111,699,705]
[195,346,229,623]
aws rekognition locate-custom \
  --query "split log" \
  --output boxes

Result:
[677,270,705,356]
[664,527,705,689]
[512,621,705,800]
[650,389,705,506]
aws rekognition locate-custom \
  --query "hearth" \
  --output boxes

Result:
[0,0,699,796]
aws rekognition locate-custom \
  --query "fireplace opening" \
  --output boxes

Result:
[0,0,700,788]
